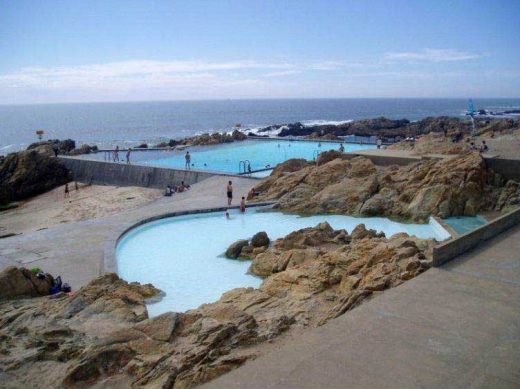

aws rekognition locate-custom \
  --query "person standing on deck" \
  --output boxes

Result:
[114,146,120,162]
[126,148,131,164]
[185,151,191,170]
[227,181,233,206]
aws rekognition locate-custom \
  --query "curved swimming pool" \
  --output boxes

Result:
[116,208,450,316]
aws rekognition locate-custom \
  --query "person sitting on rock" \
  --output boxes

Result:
[165,185,172,196]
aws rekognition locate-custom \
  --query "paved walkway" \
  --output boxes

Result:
[0,176,259,289]
[201,224,520,389]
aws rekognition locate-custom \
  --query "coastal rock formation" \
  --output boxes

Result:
[0,149,72,204]
[0,224,433,388]
[249,153,520,222]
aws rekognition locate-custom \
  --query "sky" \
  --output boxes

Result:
[0,0,519,104]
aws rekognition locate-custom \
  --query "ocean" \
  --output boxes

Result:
[1,98,519,154]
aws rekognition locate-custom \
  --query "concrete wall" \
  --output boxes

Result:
[59,157,237,188]
[432,207,520,267]
[484,157,520,181]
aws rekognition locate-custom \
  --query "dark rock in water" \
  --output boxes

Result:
[251,231,270,247]
[225,239,250,258]
[231,129,247,141]
[136,143,148,149]
[0,266,54,299]
[0,150,72,204]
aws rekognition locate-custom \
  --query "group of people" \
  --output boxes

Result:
[113,146,132,164]
[64,181,80,198]
[164,181,191,196]
[224,180,246,219]
[469,140,489,153]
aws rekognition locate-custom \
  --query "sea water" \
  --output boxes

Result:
[116,208,452,316]
[3,98,520,154]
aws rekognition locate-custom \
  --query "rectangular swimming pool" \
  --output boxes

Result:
[76,139,376,174]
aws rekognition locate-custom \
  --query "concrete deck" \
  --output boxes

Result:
[0,175,259,289]
[201,224,520,389]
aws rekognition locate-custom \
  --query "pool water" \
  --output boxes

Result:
[85,139,375,174]
[443,215,487,235]
[116,208,451,316]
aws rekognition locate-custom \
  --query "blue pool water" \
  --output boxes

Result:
[443,215,487,235]
[116,208,451,316]
[80,139,375,174]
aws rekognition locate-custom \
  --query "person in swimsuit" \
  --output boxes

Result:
[240,197,246,212]
[185,151,191,169]
[227,181,233,206]
[64,183,70,198]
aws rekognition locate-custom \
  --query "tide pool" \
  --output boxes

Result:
[116,208,450,316]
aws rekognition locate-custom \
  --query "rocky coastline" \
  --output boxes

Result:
[252,116,519,140]
[0,222,434,388]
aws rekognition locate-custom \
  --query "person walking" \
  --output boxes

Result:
[114,146,120,162]
[227,181,233,206]
[126,148,131,164]
[185,151,191,169]
[64,183,70,198]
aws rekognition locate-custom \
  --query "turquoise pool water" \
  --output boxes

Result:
[116,208,450,316]
[84,139,376,174]
[443,215,487,235]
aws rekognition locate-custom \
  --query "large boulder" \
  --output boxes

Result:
[0,266,54,299]
[0,150,72,204]
[251,231,270,247]
[225,239,250,259]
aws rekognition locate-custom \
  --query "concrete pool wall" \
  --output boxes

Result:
[59,156,245,188]
[433,207,520,266]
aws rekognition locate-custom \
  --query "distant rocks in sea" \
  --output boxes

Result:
[254,116,519,141]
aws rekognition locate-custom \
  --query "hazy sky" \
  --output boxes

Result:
[1,0,519,104]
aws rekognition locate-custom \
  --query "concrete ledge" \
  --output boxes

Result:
[59,156,243,189]
[484,156,520,181]
[432,207,520,267]
[103,202,276,274]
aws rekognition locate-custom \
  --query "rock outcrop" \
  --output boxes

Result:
[249,153,520,222]
[0,224,433,388]
[28,139,76,155]
[0,267,54,299]
[0,149,72,204]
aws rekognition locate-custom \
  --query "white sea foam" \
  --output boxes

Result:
[302,119,353,127]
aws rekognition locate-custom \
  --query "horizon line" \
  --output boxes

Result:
[1,96,520,107]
